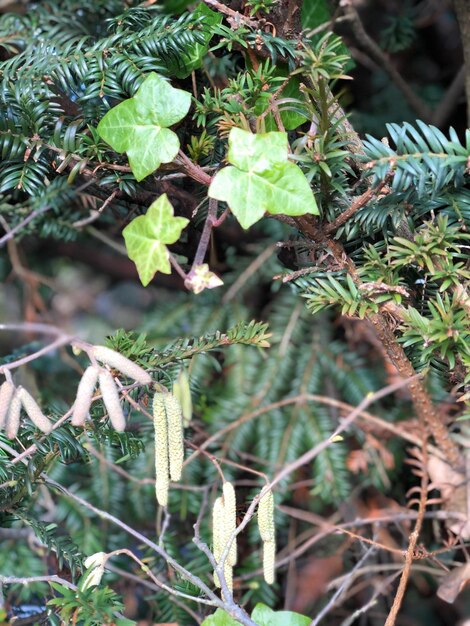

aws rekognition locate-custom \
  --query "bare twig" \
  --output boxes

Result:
[202,0,257,28]
[310,544,376,626]
[190,198,219,270]
[343,4,432,121]
[0,206,51,248]
[324,176,391,234]
[0,574,77,590]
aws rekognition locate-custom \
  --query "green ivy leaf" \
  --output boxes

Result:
[201,608,241,626]
[122,194,189,285]
[97,73,191,181]
[208,128,318,229]
[251,603,311,626]
[201,605,311,626]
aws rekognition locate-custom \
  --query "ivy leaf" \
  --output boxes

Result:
[184,263,224,294]
[251,603,310,626]
[201,609,241,626]
[97,73,191,181]
[122,194,189,285]
[208,128,318,229]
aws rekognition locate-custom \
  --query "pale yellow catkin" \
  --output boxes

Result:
[212,496,225,588]
[262,540,276,585]
[172,369,192,427]
[165,393,184,482]
[258,488,275,542]
[18,388,52,434]
[71,365,99,426]
[222,481,237,566]
[98,370,126,432]
[5,389,22,439]
[153,392,170,507]
[0,381,15,430]
[92,346,152,385]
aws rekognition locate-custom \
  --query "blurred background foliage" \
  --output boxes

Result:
[0,0,469,624]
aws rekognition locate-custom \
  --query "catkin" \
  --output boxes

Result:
[71,365,99,426]
[212,496,225,588]
[165,393,184,481]
[172,369,192,427]
[99,370,126,432]
[258,488,275,542]
[5,389,22,439]
[92,346,152,385]
[222,481,237,566]
[262,540,276,585]
[153,392,170,507]
[0,381,15,430]
[18,388,52,434]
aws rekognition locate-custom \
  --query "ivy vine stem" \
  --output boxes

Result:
[191,198,219,270]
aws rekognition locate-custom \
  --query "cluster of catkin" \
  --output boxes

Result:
[211,483,276,594]
[71,346,152,431]
[212,482,237,594]
[152,391,185,507]
[0,382,52,438]
[257,487,276,585]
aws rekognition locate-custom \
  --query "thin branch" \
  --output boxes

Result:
[202,0,258,28]
[175,150,213,186]
[222,243,277,303]
[343,4,433,121]
[384,387,429,626]
[0,206,51,248]
[310,543,376,626]
[0,574,77,591]
[324,176,391,234]
[192,198,219,269]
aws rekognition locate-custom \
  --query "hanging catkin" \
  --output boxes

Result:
[212,482,237,594]
[18,388,52,433]
[165,393,184,481]
[98,370,126,432]
[5,388,22,439]
[222,481,237,566]
[262,540,276,585]
[258,487,276,584]
[172,368,192,427]
[212,496,225,588]
[258,488,275,542]
[71,365,99,426]
[153,392,170,507]
[92,346,152,385]
[0,381,15,430]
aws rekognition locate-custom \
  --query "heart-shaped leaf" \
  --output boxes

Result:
[201,609,241,626]
[251,603,311,626]
[208,128,318,229]
[97,73,191,181]
[123,194,189,285]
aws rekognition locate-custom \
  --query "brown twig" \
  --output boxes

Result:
[202,0,258,28]
[343,4,433,122]
[384,397,429,625]
[324,176,391,234]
